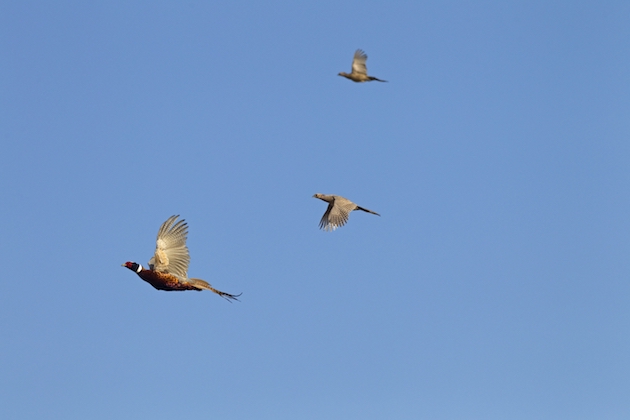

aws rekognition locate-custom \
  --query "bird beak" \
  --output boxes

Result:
[121,263,125,267]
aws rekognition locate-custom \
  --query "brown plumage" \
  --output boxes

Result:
[122,215,241,301]
[338,49,387,83]
[313,193,380,231]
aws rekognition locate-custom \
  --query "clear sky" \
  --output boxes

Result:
[1,1,629,419]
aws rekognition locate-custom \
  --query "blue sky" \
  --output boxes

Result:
[1,1,629,419]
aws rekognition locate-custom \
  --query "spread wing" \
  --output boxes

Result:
[148,215,190,278]
[319,196,355,231]
[351,49,369,75]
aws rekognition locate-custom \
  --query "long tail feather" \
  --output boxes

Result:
[189,278,242,302]
[357,206,381,216]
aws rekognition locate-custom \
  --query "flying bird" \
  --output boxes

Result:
[122,215,241,301]
[338,49,387,83]
[313,193,380,231]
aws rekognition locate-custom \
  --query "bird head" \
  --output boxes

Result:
[122,261,142,273]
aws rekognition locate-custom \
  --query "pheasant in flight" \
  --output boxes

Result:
[338,49,387,83]
[313,193,380,231]
[122,215,241,301]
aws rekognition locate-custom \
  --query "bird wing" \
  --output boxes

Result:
[351,49,369,75]
[148,215,190,278]
[320,196,354,231]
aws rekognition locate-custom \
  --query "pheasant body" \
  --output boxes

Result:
[122,216,241,300]
[338,49,387,83]
[313,193,380,231]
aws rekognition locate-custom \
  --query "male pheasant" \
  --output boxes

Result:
[122,215,241,300]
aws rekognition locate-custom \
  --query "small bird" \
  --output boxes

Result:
[122,215,241,301]
[338,49,387,83]
[313,193,380,231]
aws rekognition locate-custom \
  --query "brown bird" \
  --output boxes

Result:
[313,193,380,231]
[122,215,241,301]
[338,49,387,83]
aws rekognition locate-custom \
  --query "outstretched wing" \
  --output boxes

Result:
[148,215,190,278]
[319,196,354,231]
[351,49,369,75]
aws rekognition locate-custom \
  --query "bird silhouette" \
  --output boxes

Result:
[313,193,380,231]
[122,215,241,301]
[338,49,387,83]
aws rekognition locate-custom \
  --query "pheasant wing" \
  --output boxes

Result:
[351,49,369,76]
[149,215,190,278]
[320,197,352,231]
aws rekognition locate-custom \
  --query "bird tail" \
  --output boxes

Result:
[369,77,387,82]
[189,278,242,302]
[357,206,381,216]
